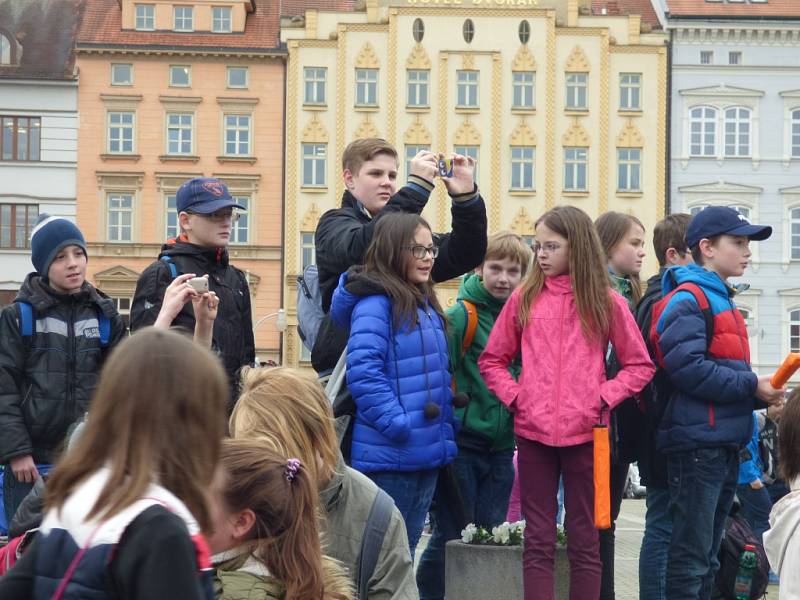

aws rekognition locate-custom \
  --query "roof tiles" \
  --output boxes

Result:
[667,0,800,18]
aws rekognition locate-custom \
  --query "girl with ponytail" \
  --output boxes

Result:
[209,438,353,600]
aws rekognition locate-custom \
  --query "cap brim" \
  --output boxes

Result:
[728,224,772,241]
[184,198,247,214]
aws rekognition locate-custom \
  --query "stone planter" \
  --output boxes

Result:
[444,541,569,600]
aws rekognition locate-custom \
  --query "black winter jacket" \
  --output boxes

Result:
[312,182,488,372]
[129,238,255,408]
[0,275,127,464]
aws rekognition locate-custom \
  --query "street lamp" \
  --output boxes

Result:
[253,308,287,333]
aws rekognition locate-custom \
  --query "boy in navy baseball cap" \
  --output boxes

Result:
[650,205,783,598]
[0,215,126,521]
[130,177,254,411]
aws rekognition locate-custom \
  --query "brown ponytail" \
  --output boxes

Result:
[219,439,353,600]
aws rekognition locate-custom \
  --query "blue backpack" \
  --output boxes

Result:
[17,301,111,348]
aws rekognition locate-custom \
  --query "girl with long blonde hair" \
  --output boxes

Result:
[478,205,654,600]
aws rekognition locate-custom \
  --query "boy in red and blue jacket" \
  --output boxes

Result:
[653,206,784,599]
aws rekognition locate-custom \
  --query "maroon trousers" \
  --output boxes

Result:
[517,437,601,600]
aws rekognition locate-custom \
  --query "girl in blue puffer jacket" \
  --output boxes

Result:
[330,213,457,555]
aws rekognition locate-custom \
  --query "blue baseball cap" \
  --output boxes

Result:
[686,206,772,248]
[175,177,247,214]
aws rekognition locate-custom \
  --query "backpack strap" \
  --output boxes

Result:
[672,282,714,351]
[356,488,394,600]
[17,301,34,337]
[95,307,111,348]
[160,255,179,280]
[460,300,479,359]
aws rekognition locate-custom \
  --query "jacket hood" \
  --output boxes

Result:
[764,478,800,576]
[320,452,348,513]
[15,272,115,317]
[660,264,731,298]
[158,235,229,268]
[457,272,505,315]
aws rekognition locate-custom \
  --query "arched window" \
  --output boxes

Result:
[689,106,717,157]
[0,33,12,65]
[463,19,475,44]
[412,18,424,43]
[518,20,531,44]
[724,107,751,157]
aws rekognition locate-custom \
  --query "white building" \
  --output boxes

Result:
[0,0,80,305]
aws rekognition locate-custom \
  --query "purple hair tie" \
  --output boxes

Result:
[284,458,301,482]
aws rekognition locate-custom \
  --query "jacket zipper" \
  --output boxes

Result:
[554,294,566,445]
[427,307,447,458]
[68,301,77,428]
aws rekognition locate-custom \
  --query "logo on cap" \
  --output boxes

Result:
[202,180,226,197]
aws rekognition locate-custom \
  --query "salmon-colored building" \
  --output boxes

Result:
[75,0,286,361]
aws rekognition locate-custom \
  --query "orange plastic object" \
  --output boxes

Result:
[593,425,611,530]
[770,353,800,389]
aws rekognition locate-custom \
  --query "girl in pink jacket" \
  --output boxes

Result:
[478,206,654,600]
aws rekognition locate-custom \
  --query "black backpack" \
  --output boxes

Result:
[713,511,769,599]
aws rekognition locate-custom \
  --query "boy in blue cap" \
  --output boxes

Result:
[652,206,785,599]
[0,215,127,522]
[130,177,254,409]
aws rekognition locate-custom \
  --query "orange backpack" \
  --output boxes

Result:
[451,300,479,393]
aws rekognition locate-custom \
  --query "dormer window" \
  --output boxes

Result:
[0,31,16,65]
[212,7,232,33]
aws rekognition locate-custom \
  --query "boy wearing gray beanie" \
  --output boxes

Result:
[0,214,126,523]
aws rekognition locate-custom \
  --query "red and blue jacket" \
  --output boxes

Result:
[654,264,759,453]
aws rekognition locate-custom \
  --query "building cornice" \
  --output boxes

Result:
[670,24,800,46]
[76,44,287,59]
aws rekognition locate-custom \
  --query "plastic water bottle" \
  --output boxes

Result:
[734,543,758,600]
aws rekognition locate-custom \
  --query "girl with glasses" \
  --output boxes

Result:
[329,213,456,556]
[478,206,654,600]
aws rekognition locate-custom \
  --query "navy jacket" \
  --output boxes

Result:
[654,264,759,453]
[330,268,457,473]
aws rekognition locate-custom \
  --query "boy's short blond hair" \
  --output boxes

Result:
[341,138,398,175]
[483,231,533,276]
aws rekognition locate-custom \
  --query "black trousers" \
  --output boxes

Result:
[598,461,630,600]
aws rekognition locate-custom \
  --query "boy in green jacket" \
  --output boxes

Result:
[416,232,532,600]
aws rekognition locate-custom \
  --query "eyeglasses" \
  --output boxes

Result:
[404,244,439,259]
[533,242,563,255]
[188,210,241,223]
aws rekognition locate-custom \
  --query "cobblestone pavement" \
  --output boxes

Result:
[417,498,780,599]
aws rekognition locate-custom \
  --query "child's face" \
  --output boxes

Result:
[47,245,87,294]
[534,222,569,277]
[701,234,751,279]
[180,210,234,248]
[343,154,398,217]
[608,223,646,277]
[477,257,523,301]
[405,225,435,285]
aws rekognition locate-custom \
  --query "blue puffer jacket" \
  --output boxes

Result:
[330,267,457,473]
[654,264,759,453]
[737,412,764,486]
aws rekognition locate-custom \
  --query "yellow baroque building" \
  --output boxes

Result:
[281,0,667,367]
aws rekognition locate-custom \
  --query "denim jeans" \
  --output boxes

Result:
[665,447,738,600]
[367,468,439,560]
[2,463,51,528]
[416,448,515,600]
[639,486,672,600]
[736,483,772,545]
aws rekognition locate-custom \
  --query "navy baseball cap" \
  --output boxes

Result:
[686,206,772,248]
[175,177,247,214]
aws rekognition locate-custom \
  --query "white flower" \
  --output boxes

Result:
[492,522,511,545]
[461,523,478,544]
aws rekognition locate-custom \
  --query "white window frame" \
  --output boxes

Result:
[510,146,535,191]
[227,66,248,90]
[724,107,751,157]
[619,73,641,111]
[512,71,535,109]
[173,6,194,31]
[107,193,134,242]
[565,73,588,110]
[456,70,479,109]
[689,106,717,157]
[107,111,135,154]
[792,109,800,158]
[301,231,316,269]
[112,297,132,329]
[230,195,249,244]
[791,206,800,261]
[355,68,378,107]
[302,143,327,188]
[111,63,133,86]
[212,6,232,33]
[617,148,641,192]
[564,147,588,191]
[223,114,251,156]
[135,4,155,30]
[169,65,191,88]
[304,67,326,105]
[407,69,430,108]
[790,308,800,354]
[700,51,713,65]
[454,145,479,182]
[405,144,430,179]
[166,112,194,155]
[165,193,179,239]
[729,51,742,66]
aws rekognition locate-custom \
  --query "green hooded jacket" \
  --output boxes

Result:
[213,547,285,600]
[446,273,519,452]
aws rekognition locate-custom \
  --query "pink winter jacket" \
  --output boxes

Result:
[478,274,655,447]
